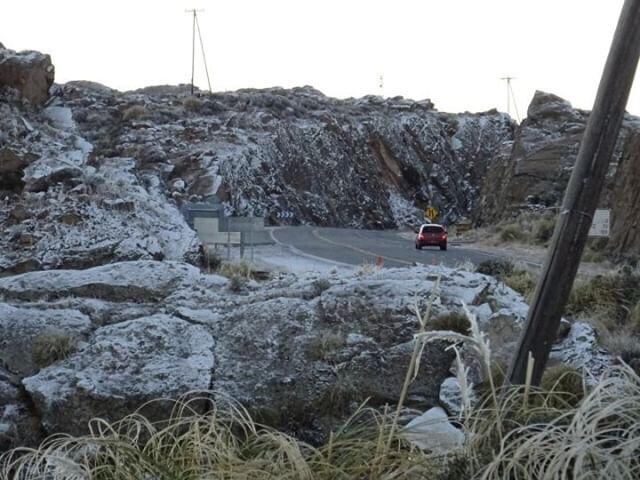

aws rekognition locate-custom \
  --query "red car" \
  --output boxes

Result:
[415,224,448,251]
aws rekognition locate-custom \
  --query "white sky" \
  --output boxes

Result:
[2,0,639,115]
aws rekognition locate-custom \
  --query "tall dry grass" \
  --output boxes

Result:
[2,285,640,479]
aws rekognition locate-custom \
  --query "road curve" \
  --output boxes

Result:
[271,227,504,269]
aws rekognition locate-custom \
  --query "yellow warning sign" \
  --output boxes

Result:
[424,207,438,220]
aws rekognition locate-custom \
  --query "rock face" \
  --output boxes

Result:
[0,304,91,376]
[0,61,516,274]
[58,83,514,229]
[0,260,544,445]
[23,315,215,435]
[0,46,54,105]
[608,131,640,260]
[0,93,201,275]
[477,90,640,259]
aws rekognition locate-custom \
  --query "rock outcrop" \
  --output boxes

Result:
[0,45,54,105]
[0,259,603,448]
[58,83,514,229]
[0,92,201,275]
[608,131,640,260]
[477,91,640,259]
[23,315,215,435]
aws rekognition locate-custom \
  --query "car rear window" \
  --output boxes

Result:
[423,226,444,233]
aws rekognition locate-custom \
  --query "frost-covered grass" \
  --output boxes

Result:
[3,293,640,479]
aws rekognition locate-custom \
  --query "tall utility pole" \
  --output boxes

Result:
[507,0,640,387]
[186,8,212,95]
[500,76,520,122]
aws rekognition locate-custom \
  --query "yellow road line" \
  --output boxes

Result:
[311,229,417,266]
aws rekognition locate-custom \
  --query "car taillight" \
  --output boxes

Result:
[419,234,425,240]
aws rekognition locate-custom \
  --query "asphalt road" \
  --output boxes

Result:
[271,227,504,269]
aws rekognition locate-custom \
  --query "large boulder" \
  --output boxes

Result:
[477,91,640,229]
[0,304,92,376]
[0,367,42,451]
[0,260,205,302]
[0,46,54,105]
[23,315,215,435]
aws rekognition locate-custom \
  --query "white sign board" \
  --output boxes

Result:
[589,209,610,237]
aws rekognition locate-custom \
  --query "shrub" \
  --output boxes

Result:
[427,312,471,335]
[503,269,537,300]
[476,258,515,277]
[534,216,555,244]
[567,271,640,326]
[582,248,606,263]
[122,105,147,121]
[182,96,202,112]
[204,250,222,271]
[499,223,527,242]
[306,278,331,299]
[602,333,640,365]
[227,274,246,292]
[32,332,77,368]
[540,364,585,408]
[315,375,358,416]
[218,261,252,279]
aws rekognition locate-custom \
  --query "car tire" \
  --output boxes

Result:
[416,244,422,250]
[440,243,447,251]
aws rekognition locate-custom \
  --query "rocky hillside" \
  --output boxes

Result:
[0,259,606,450]
[476,91,640,260]
[58,82,514,228]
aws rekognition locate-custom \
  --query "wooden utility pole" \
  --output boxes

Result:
[500,76,520,122]
[186,9,212,94]
[507,0,640,386]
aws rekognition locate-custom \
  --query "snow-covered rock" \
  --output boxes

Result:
[0,260,204,302]
[402,407,464,452]
[23,314,215,435]
[0,259,615,449]
[56,82,514,230]
[0,45,54,105]
[0,367,41,451]
[0,304,91,375]
[550,321,613,383]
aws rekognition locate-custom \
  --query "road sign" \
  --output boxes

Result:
[424,207,438,220]
[277,211,294,219]
[589,209,610,237]
[218,217,264,232]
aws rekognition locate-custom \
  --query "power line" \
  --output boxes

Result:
[186,8,212,94]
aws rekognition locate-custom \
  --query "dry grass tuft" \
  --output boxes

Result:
[427,312,471,335]
[122,105,148,121]
[32,332,78,368]
[567,270,640,328]
[182,96,202,112]
[307,331,345,361]
[5,284,640,480]
[482,364,640,480]
[0,393,455,480]
[502,268,537,301]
